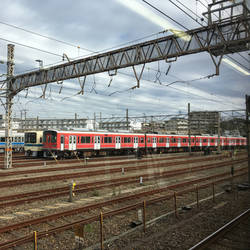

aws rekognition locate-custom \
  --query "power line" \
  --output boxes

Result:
[168,0,205,27]
[0,37,63,58]
[0,20,92,53]
[13,31,162,75]
[142,0,189,30]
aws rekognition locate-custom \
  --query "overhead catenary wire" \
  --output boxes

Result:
[142,0,189,30]
[0,37,63,58]
[168,0,205,27]
[0,20,93,53]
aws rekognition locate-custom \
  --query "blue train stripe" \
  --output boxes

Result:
[24,144,43,147]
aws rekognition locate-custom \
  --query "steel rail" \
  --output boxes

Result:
[0,153,229,177]
[0,169,247,235]
[0,156,246,188]
[189,209,250,250]
[0,162,247,208]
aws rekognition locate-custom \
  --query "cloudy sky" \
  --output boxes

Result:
[0,0,249,120]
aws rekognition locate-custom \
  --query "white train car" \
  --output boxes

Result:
[24,131,43,157]
[0,130,24,152]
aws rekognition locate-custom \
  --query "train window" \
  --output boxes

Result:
[52,135,57,143]
[159,137,164,143]
[203,139,207,142]
[40,137,42,143]
[140,137,144,143]
[147,138,151,143]
[211,139,214,143]
[104,137,112,143]
[166,138,170,143]
[183,139,187,143]
[192,139,195,143]
[78,137,80,144]
[0,137,5,142]
[171,138,176,143]
[25,133,36,143]
[124,137,131,143]
[81,136,91,143]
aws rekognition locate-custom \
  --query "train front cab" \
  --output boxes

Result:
[43,130,58,157]
[24,131,43,157]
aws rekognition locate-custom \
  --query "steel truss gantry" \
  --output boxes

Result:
[10,7,249,94]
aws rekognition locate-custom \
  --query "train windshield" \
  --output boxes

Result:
[43,131,57,143]
[25,133,36,143]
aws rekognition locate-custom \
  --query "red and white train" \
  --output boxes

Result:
[24,130,247,158]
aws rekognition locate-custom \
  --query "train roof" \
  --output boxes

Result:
[43,130,245,139]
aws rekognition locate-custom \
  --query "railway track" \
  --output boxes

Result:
[0,172,247,250]
[0,155,245,188]
[0,158,246,208]
[0,153,229,177]
[0,151,245,169]
[0,151,206,169]
[189,208,250,250]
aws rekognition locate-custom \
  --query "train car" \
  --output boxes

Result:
[24,131,44,157]
[42,129,247,158]
[0,130,24,152]
[42,130,147,158]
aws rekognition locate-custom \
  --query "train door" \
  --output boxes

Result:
[134,137,138,149]
[166,137,170,148]
[94,136,101,150]
[200,138,202,147]
[208,138,210,147]
[177,138,181,148]
[152,137,157,148]
[115,136,121,149]
[60,135,64,151]
[69,135,76,150]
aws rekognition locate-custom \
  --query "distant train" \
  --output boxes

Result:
[24,130,247,158]
[0,130,24,152]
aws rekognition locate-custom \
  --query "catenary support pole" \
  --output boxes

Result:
[217,112,221,154]
[4,44,15,169]
[246,95,250,183]
[188,103,191,155]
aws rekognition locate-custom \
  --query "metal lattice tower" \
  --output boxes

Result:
[4,44,14,169]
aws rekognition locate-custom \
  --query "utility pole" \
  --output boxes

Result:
[126,109,129,131]
[24,109,27,131]
[217,112,221,154]
[246,95,250,183]
[4,44,15,169]
[36,116,39,130]
[188,103,191,154]
[75,113,77,127]
[94,112,96,131]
